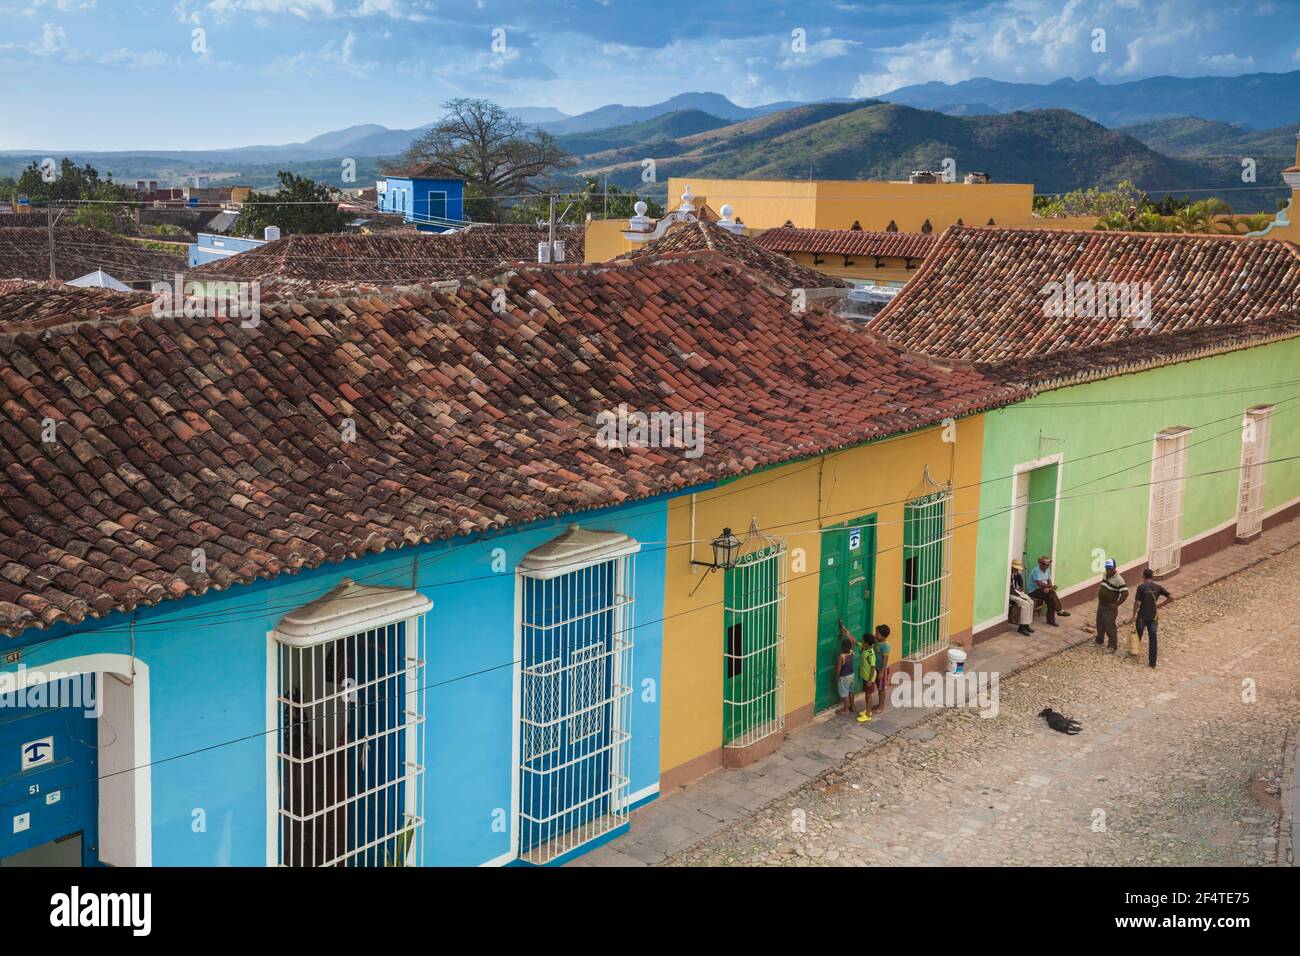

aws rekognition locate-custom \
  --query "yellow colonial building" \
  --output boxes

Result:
[1248,129,1300,242]
[659,415,988,790]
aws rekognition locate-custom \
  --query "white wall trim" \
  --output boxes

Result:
[264,632,277,867]
[627,782,660,806]
[509,571,522,864]
[4,653,151,867]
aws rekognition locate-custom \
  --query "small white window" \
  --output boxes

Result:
[273,579,430,867]
[1236,405,1274,541]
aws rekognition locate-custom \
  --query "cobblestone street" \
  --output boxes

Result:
[669,545,1300,867]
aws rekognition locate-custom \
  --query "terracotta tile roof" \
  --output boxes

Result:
[0,280,154,332]
[0,213,52,229]
[617,220,849,289]
[0,227,186,286]
[186,225,584,286]
[449,223,584,262]
[0,255,1015,636]
[869,226,1300,379]
[754,226,936,261]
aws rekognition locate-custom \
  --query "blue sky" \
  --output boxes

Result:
[1,0,1298,150]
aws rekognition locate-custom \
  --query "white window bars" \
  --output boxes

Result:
[723,522,787,749]
[1237,406,1274,541]
[1148,427,1191,575]
[517,526,639,865]
[902,473,952,662]
[273,580,430,867]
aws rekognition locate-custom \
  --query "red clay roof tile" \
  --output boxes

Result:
[868,226,1300,384]
[0,254,1016,636]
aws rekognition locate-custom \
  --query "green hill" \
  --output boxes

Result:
[554,109,734,156]
[577,102,1283,211]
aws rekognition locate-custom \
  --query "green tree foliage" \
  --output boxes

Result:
[14,158,138,233]
[400,98,573,221]
[1033,179,1147,218]
[231,171,348,237]
[507,177,664,224]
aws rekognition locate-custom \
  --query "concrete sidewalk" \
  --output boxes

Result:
[573,516,1300,867]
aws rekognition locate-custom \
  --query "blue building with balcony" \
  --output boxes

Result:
[377,163,465,232]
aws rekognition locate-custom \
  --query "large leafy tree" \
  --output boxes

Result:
[232,171,348,237]
[399,98,573,221]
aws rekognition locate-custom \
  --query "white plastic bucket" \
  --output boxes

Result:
[946,648,967,675]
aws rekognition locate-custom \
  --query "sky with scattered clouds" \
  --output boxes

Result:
[1,0,1297,149]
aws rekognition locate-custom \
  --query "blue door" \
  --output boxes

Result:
[0,676,99,866]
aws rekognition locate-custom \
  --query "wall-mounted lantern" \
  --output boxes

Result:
[692,527,742,573]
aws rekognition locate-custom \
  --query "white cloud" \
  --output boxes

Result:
[0,19,175,68]
[264,28,377,77]
[850,0,1255,97]
[777,36,859,71]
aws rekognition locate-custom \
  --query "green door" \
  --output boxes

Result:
[815,516,876,712]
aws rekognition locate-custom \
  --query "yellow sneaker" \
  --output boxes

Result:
[857,711,871,722]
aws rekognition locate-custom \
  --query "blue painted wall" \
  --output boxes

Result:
[188,232,267,268]
[378,176,464,232]
[1,499,667,867]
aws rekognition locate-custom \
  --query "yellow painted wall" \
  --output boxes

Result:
[659,415,987,781]
[668,177,1035,232]
[584,218,635,263]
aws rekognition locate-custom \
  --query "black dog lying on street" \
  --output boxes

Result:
[1038,707,1082,734]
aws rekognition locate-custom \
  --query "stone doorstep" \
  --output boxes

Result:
[585,517,1300,866]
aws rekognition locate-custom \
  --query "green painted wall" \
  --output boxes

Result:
[974,339,1300,627]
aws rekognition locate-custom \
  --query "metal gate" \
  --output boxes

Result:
[723,526,786,748]
[276,619,427,867]
[902,473,952,662]
[1236,406,1273,541]
[519,545,635,864]
[1149,427,1190,575]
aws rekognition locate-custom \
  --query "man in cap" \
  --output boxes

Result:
[1028,555,1069,626]
[1008,559,1035,635]
[1095,558,1129,651]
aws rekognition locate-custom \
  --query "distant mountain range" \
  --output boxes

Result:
[3,74,1295,210]
[879,71,1300,131]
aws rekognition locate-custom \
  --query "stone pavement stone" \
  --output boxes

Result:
[572,515,1300,867]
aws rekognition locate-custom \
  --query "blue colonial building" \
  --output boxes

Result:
[377,163,465,232]
[188,227,272,268]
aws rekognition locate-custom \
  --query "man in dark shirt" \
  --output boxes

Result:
[1131,568,1172,668]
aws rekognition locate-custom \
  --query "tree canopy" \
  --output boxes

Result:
[231,171,348,237]
[399,98,573,221]
[506,177,664,224]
